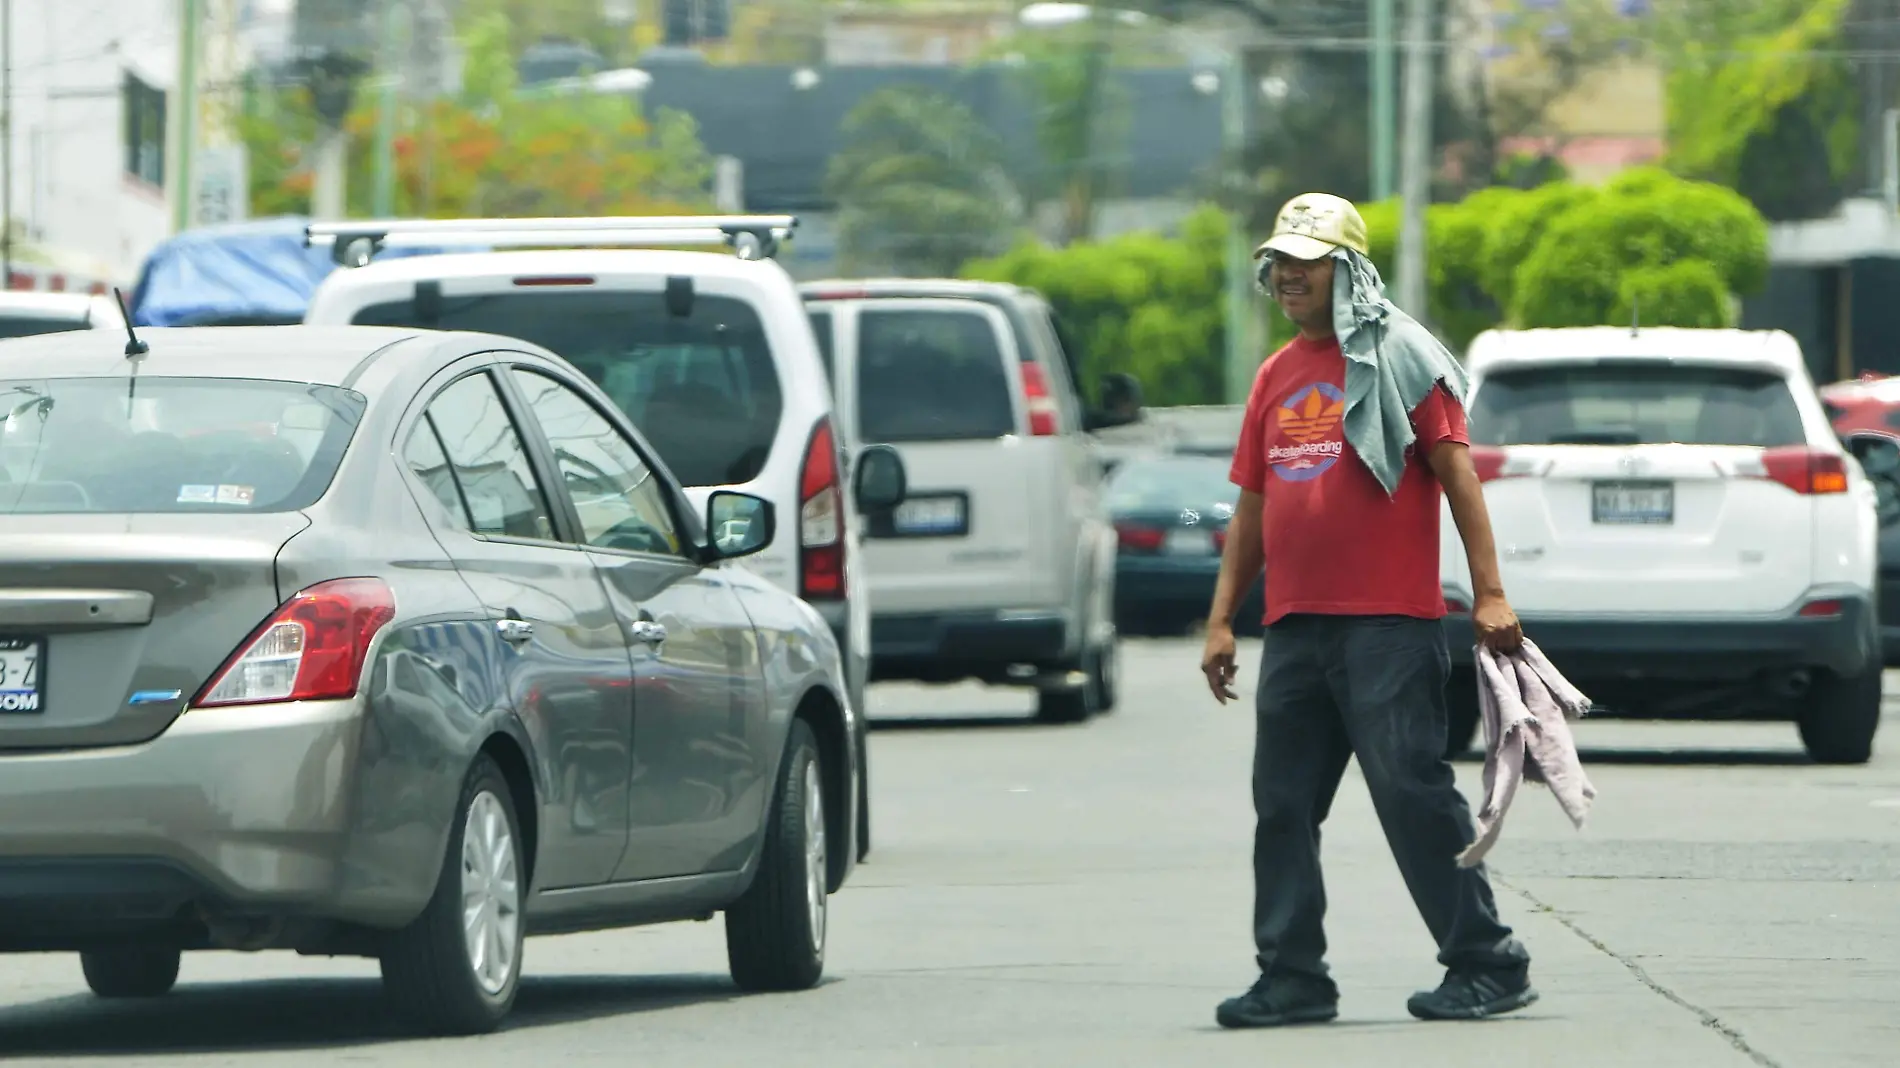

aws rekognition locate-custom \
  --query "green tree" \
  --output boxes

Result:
[962,205,1228,405]
[827,87,1024,277]
[238,12,713,219]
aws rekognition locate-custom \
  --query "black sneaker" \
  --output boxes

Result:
[1215,974,1339,1029]
[1406,968,1538,1020]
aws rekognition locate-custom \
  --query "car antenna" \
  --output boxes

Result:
[112,286,146,417]
[112,287,148,357]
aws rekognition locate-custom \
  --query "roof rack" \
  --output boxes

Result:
[303,214,798,268]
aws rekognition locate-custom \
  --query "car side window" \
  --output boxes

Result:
[423,371,557,541]
[509,367,683,558]
[402,416,470,527]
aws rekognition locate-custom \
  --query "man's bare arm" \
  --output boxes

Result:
[1207,489,1265,631]
[1427,441,1522,651]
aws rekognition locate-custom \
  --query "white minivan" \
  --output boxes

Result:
[1445,326,1883,764]
[802,279,1141,723]
[302,217,907,858]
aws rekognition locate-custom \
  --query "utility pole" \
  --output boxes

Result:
[1395,0,1433,317]
[1370,0,1395,201]
[372,0,409,217]
[2,0,12,288]
[174,0,201,233]
[1222,47,1256,404]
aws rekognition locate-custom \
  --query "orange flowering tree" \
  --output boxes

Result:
[239,13,713,220]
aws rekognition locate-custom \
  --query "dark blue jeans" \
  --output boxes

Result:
[1250,613,1529,988]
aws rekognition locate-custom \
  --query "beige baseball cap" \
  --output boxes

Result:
[1254,192,1370,261]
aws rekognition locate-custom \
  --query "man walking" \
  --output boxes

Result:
[1202,192,1535,1028]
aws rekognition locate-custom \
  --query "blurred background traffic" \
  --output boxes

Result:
[3,0,1900,644]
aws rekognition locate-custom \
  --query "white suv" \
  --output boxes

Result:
[801,279,1138,723]
[1444,326,1883,764]
[301,217,908,858]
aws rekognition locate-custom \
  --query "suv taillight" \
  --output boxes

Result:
[195,578,396,707]
[800,418,845,600]
[1469,445,1512,483]
[1760,446,1848,495]
[1019,362,1060,437]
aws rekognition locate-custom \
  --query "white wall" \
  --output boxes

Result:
[6,0,180,284]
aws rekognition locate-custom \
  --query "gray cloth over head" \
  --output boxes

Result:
[1259,247,1470,496]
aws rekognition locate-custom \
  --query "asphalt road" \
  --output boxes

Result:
[2,637,1896,1067]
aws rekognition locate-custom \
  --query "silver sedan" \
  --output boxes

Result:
[0,324,857,1035]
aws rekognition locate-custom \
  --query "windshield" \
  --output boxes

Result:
[1107,456,1238,514]
[0,377,365,514]
[351,290,782,488]
[0,315,87,340]
[855,307,1017,443]
[1469,362,1806,447]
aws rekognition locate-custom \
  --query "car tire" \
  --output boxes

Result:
[1798,665,1882,765]
[380,755,526,1036]
[1095,639,1121,714]
[726,717,828,992]
[1035,647,1105,724]
[80,947,180,999]
[1444,667,1482,760]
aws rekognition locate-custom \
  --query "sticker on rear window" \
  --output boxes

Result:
[215,484,256,506]
[177,484,216,504]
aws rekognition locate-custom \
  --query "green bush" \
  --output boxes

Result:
[1610,260,1733,330]
[961,204,1228,406]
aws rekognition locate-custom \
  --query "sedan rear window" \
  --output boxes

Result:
[856,308,1016,443]
[351,290,782,488]
[0,377,365,514]
[1469,363,1807,448]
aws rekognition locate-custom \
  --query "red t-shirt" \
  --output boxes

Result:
[1228,333,1468,626]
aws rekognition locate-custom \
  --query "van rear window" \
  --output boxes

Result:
[1470,362,1806,448]
[855,308,1015,443]
[351,290,782,488]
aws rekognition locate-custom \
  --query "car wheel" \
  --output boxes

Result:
[1035,655,1100,724]
[80,947,180,998]
[380,755,526,1035]
[1444,667,1481,760]
[726,717,828,992]
[1798,666,1882,765]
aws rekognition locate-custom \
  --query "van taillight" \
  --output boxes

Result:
[1760,446,1848,495]
[1019,362,1059,437]
[800,418,845,600]
[195,578,396,707]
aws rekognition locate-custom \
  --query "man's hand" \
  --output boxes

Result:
[1473,594,1523,653]
[1202,624,1240,704]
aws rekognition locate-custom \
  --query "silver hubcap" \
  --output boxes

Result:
[461,791,521,997]
[802,760,827,951]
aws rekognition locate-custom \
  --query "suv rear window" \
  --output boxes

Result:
[352,290,782,488]
[1470,363,1807,448]
[0,315,86,340]
[0,377,364,513]
[856,307,1015,443]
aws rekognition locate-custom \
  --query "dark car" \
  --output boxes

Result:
[1107,453,1264,636]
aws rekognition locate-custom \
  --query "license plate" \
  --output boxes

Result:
[0,636,44,713]
[891,495,968,536]
[1163,528,1218,556]
[1592,480,1673,525]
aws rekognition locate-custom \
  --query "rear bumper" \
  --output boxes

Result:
[1443,597,1877,683]
[870,610,1071,682]
[0,700,364,949]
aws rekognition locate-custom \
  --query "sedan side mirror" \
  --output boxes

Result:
[705,491,775,559]
[854,444,907,514]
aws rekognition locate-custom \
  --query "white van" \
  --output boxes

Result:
[801,279,1141,723]
[302,217,907,857]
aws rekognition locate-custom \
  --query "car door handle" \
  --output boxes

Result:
[496,618,534,645]
[628,620,667,647]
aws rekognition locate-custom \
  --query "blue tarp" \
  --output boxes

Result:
[128,215,468,328]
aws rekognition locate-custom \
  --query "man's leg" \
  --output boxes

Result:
[1217,616,1352,1029]
[1324,615,1536,1020]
